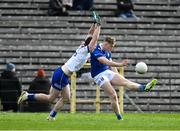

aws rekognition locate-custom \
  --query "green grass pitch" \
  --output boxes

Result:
[0,113,180,130]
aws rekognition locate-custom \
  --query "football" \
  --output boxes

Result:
[135,62,148,74]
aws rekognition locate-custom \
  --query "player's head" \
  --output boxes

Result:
[102,36,116,51]
[84,36,92,46]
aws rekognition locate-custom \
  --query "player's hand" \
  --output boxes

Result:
[121,59,129,67]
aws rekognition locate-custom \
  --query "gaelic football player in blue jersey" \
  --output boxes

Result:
[90,36,157,120]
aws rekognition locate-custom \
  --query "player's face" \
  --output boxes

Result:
[104,42,114,51]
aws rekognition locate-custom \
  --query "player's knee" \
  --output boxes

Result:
[48,95,55,103]
[63,96,70,103]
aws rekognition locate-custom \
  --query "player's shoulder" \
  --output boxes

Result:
[91,43,100,54]
[77,45,88,51]
[94,43,102,51]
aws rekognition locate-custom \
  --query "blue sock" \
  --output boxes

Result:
[116,113,122,120]
[27,93,36,101]
[139,84,146,91]
[50,110,57,118]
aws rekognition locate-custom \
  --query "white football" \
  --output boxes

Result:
[135,62,148,74]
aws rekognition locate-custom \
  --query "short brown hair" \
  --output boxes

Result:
[105,36,116,47]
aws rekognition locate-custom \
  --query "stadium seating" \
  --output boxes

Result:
[0,0,180,112]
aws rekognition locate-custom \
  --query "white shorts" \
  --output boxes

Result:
[93,70,116,87]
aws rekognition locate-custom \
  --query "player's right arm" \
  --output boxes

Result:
[109,58,119,73]
[84,11,101,52]
[88,25,101,52]
[84,24,96,46]
[97,57,128,67]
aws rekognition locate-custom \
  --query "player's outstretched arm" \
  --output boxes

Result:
[84,10,101,44]
[87,23,96,36]
[97,57,128,67]
[88,24,101,52]
[84,23,96,45]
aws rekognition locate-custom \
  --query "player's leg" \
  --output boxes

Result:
[111,73,157,91]
[94,70,122,120]
[32,87,59,102]
[53,84,70,113]
[101,82,122,120]
[111,73,141,90]
[18,86,60,104]
[18,67,68,104]
[47,84,70,120]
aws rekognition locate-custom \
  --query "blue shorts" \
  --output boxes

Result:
[51,67,69,91]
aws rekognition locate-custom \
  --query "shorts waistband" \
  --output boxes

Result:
[61,65,72,76]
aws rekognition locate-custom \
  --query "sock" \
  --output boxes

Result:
[139,84,146,91]
[50,110,57,118]
[116,113,122,120]
[27,93,36,101]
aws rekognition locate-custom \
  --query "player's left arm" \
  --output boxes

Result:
[88,25,101,52]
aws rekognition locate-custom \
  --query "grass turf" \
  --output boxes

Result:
[0,113,180,130]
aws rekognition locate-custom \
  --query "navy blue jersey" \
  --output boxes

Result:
[90,44,111,77]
